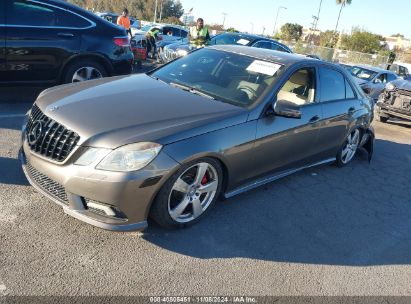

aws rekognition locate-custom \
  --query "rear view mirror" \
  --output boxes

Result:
[273,99,302,119]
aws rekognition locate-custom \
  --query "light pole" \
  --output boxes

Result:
[250,22,254,34]
[222,13,227,28]
[153,0,158,23]
[159,0,164,22]
[273,6,287,36]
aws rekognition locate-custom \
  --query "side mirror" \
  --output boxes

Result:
[362,86,371,95]
[273,99,302,119]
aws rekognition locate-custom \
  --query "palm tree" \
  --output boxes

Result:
[332,0,352,46]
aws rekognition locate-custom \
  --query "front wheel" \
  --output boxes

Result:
[336,128,361,167]
[150,158,223,229]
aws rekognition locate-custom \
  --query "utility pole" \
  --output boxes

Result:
[154,0,158,23]
[273,6,287,36]
[262,26,266,36]
[313,0,323,33]
[159,0,164,22]
[222,13,227,28]
[250,22,254,34]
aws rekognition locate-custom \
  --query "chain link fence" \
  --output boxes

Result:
[288,43,389,67]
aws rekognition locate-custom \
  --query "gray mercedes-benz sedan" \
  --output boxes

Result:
[20,45,374,231]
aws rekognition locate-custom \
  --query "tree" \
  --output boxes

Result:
[319,30,339,48]
[332,0,352,46]
[161,16,183,25]
[339,28,385,53]
[280,23,303,42]
[226,27,239,33]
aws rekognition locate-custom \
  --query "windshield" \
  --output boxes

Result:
[210,33,253,46]
[150,48,283,107]
[141,25,152,32]
[349,66,378,81]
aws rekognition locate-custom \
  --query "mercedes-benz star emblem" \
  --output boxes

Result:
[28,121,44,146]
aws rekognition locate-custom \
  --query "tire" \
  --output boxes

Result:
[63,60,107,84]
[336,128,361,168]
[150,157,223,229]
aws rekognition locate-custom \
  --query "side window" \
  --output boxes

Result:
[181,30,188,38]
[399,66,408,76]
[253,41,272,50]
[162,27,172,36]
[345,80,355,99]
[277,68,316,106]
[319,67,346,102]
[271,43,288,53]
[8,0,90,28]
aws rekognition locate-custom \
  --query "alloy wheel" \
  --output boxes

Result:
[341,129,360,164]
[168,162,219,223]
[72,66,103,83]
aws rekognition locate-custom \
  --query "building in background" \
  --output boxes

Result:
[180,8,194,26]
[385,35,411,50]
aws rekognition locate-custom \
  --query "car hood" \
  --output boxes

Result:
[35,75,248,149]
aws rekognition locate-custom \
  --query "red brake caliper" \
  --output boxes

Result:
[201,174,208,185]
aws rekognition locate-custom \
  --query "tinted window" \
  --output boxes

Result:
[253,41,272,50]
[271,43,288,52]
[399,66,408,76]
[181,30,188,38]
[345,80,355,99]
[319,67,346,102]
[376,73,388,84]
[8,0,90,28]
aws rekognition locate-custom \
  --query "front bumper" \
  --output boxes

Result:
[376,102,411,122]
[19,140,180,231]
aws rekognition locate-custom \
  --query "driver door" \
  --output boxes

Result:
[252,66,324,177]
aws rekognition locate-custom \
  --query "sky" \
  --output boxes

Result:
[178,0,411,38]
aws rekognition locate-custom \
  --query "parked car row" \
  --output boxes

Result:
[0,0,134,85]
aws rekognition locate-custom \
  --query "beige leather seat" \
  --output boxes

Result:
[277,70,315,105]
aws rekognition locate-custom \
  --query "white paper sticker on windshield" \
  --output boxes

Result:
[246,60,282,76]
[237,39,250,45]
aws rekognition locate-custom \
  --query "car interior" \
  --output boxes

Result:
[277,69,316,105]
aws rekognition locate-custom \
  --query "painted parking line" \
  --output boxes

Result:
[0,114,26,118]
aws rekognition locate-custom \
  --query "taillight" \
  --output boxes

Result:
[113,36,130,47]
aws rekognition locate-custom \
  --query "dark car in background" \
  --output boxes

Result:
[347,65,398,101]
[0,0,133,85]
[375,79,411,123]
[20,45,374,231]
[159,32,292,63]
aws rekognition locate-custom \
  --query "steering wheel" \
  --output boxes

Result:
[238,86,257,100]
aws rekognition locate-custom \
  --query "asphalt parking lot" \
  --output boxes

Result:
[0,77,410,296]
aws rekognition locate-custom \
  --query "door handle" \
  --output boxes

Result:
[57,32,74,38]
[309,115,320,123]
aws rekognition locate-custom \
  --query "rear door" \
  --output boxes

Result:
[317,66,359,158]
[0,0,5,81]
[5,0,87,83]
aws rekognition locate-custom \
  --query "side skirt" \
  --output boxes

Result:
[224,158,336,199]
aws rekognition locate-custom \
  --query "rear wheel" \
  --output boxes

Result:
[336,128,361,167]
[63,60,107,84]
[150,158,223,229]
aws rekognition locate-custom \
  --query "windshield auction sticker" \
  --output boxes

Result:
[236,39,250,45]
[246,60,282,76]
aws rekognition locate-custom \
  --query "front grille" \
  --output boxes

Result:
[163,48,179,62]
[25,160,68,205]
[26,104,80,162]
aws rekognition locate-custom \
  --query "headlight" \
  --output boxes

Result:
[74,148,111,166]
[177,49,188,56]
[96,142,162,172]
[385,83,396,91]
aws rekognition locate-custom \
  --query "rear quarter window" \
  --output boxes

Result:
[319,67,346,102]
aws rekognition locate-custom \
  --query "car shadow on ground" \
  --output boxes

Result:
[386,119,411,129]
[0,157,29,186]
[144,139,411,266]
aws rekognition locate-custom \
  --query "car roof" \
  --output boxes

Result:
[216,32,289,47]
[353,64,393,74]
[209,45,316,66]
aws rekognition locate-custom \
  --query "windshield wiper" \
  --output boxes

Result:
[170,82,215,100]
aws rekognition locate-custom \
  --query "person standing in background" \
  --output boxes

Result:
[117,8,132,38]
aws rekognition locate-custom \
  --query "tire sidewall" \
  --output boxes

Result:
[150,157,223,229]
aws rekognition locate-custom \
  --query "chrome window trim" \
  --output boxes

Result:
[3,0,96,30]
